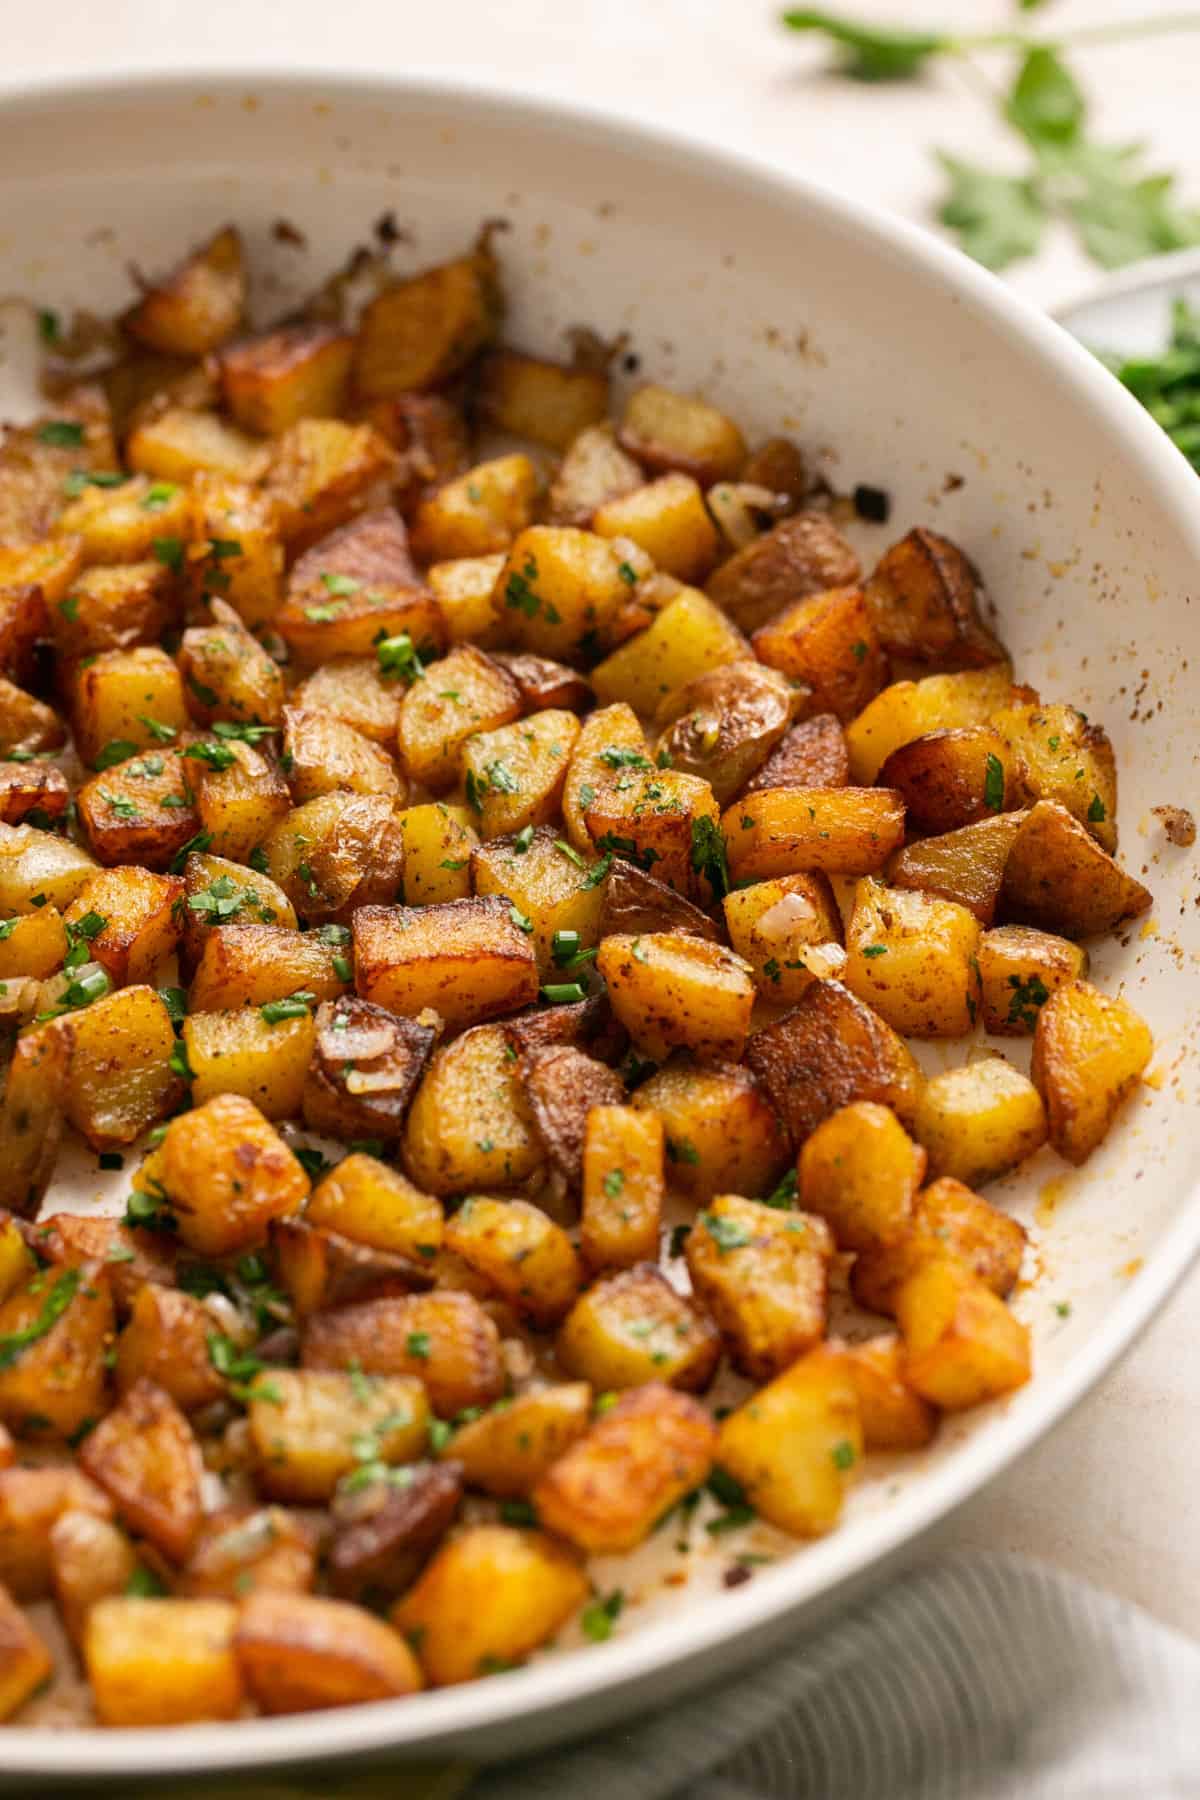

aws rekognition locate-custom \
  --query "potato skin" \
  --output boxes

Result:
[1031,979,1153,1165]
[707,512,861,633]
[887,810,1026,926]
[1000,801,1151,939]
[863,527,1004,669]
[846,664,1014,784]
[520,1043,626,1189]
[302,1289,505,1418]
[878,726,1016,835]
[599,855,720,944]
[302,998,436,1144]
[752,584,886,723]
[653,660,798,804]
[741,713,850,795]
[328,1463,462,1603]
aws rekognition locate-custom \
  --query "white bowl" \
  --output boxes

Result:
[3,70,1200,1790]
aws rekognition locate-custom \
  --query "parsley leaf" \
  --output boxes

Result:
[781,8,950,81]
[983,752,1005,813]
[936,154,1045,271]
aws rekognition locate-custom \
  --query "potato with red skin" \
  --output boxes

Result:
[864,527,1004,669]
[653,661,799,805]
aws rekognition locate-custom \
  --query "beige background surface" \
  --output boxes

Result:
[2,0,1198,1631]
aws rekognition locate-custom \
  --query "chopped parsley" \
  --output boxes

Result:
[699,1212,751,1253]
[376,633,426,683]
[1006,971,1051,1030]
[580,1589,625,1642]
[541,981,587,1005]
[689,816,729,896]
[983,752,1005,812]
[38,419,85,447]
[93,739,137,772]
[0,1267,82,1368]
[184,740,238,772]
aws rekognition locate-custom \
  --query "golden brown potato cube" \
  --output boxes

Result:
[472,827,606,977]
[978,924,1089,1035]
[580,1105,664,1272]
[462,708,579,839]
[179,1505,317,1601]
[654,660,800,808]
[180,852,295,970]
[247,1369,429,1503]
[548,421,644,527]
[534,1384,716,1554]
[179,599,285,729]
[561,701,650,853]
[1031,979,1153,1166]
[185,474,284,630]
[123,224,244,355]
[0,385,117,544]
[752,585,885,723]
[0,759,70,828]
[878,726,1017,835]
[0,904,68,980]
[188,921,347,1011]
[991,700,1117,851]
[302,1004,437,1148]
[278,532,444,671]
[685,1197,832,1381]
[86,1595,243,1725]
[0,536,82,611]
[219,321,354,435]
[846,664,1015,784]
[114,1283,226,1414]
[393,1524,585,1686]
[362,387,468,490]
[841,1335,937,1450]
[558,1263,720,1392]
[0,1021,72,1220]
[593,472,719,582]
[723,871,844,1002]
[716,1344,861,1538]
[707,511,860,633]
[843,877,982,1038]
[283,707,403,804]
[410,454,540,563]
[160,1091,309,1255]
[1001,801,1151,939]
[265,417,399,553]
[50,1511,138,1649]
[257,793,400,927]
[914,1058,1047,1188]
[76,750,198,873]
[126,406,270,484]
[63,865,183,987]
[355,245,501,398]
[235,1590,422,1713]
[273,1216,429,1315]
[519,1044,624,1189]
[896,1259,1030,1410]
[852,1176,1026,1317]
[494,526,629,661]
[799,1100,926,1252]
[478,348,608,450]
[443,1386,592,1497]
[302,1290,504,1418]
[307,1150,442,1260]
[585,769,721,899]
[190,737,290,864]
[55,472,191,567]
[71,646,190,768]
[724,786,906,883]
[747,977,924,1149]
[0,678,66,758]
[426,552,505,646]
[887,810,1027,926]
[618,383,746,485]
[353,896,537,1029]
[64,984,180,1150]
[0,1583,52,1721]
[0,584,46,686]
[403,1021,544,1196]
[0,1465,111,1600]
[598,931,755,1062]
[0,825,96,918]
[50,559,173,662]
[293,656,400,747]
[444,1196,582,1328]
[632,1057,788,1201]
[80,1378,204,1562]
[864,528,1004,669]
[396,801,478,905]
[36,1213,176,1316]
[398,644,521,790]
[591,585,746,714]
[184,1004,315,1118]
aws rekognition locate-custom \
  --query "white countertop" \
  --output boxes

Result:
[7,0,1199,1633]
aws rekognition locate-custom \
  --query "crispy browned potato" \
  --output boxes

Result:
[398,644,522,790]
[353,896,538,1029]
[179,1506,317,1601]
[76,744,199,872]
[493,526,630,661]
[653,660,799,803]
[0,903,68,980]
[277,515,445,668]
[0,1020,73,1219]
[598,855,720,944]
[753,586,886,723]
[0,1583,54,1720]
[707,512,861,633]
[63,865,183,987]
[598,931,755,1062]
[558,1263,721,1392]
[896,1259,1030,1410]
[261,793,404,924]
[159,1091,310,1256]
[404,1021,544,1196]
[355,243,501,397]
[35,1213,176,1316]
[799,1101,925,1251]
[878,726,1017,835]
[843,878,982,1039]
[294,655,402,746]
[519,1044,625,1189]
[724,786,906,882]
[410,454,540,563]
[534,1384,717,1553]
[302,1290,505,1418]
[80,1378,204,1563]
[185,473,283,628]
[86,1596,244,1725]
[977,925,1088,1036]
[63,984,180,1150]
[328,1463,462,1603]
[184,1003,316,1118]
[179,597,286,727]
[282,707,404,802]
[477,349,607,450]
[114,1284,227,1413]
[0,1465,112,1599]
[686,1197,832,1380]
[991,699,1117,852]
[1000,802,1151,939]
[716,1344,862,1537]
[397,800,478,905]
[886,810,1027,926]
[71,645,190,770]
[722,870,844,1002]
[462,708,580,839]
[265,418,399,553]
[864,528,1004,669]
[219,321,354,435]
[852,1176,1027,1317]
[840,1335,937,1450]
[48,560,173,663]
[123,224,245,355]
[0,1259,112,1440]
[1031,979,1153,1165]
[191,736,291,864]
[0,677,67,757]
[592,474,720,583]
[618,384,746,484]
[301,999,436,1144]
[846,664,1014,784]
[50,1510,139,1648]
[272,1216,429,1315]
[306,1152,442,1264]
[444,1196,582,1328]
[580,1104,664,1271]
[914,1058,1047,1187]
[188,922,350,1010]
[584,769,721,900]
[590,585,746,713]
[631,1057,789,1201]
[178,851,296,972]
[246,1370,429,1503]
[440,1387,593,1497]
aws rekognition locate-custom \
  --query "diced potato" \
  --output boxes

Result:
[219,321,354,435]
[0,1258,112,1440]
[185,474,284,629]
[799,1101,926,1251]
[746,978,924,1147]
[0,1466,111,1599]
[307,1152,442,1262]
[445,1196,582,1327]
[302,1290,505,1418]
[235,1590,422,1712]
[283,707,403,803]
[561,701,649,853]
[353,897,538,1030]
[724,786,906,882]
[247,1370,429,1502]
[548,421,643,528]
[863,528,1004,669]
[631,1057,788,1201]
[895,1259,1031,1410]
[410,454,540,563]
[443,1386,592,1496]
[76,747,198,873]
[558,1263,720,1391]
[0,1220,32,1306]
[49,559,173,662]
[0,1021,73,1219]
[397,802,478,904]
[753,585,885,722]
[63,865,183,986]
[999,801,1151,939]
[716,1345,862,1537]
[707,512,861,634]
[86,1596,243,1725]
[293,655,401,746]
[878,726,1017,835]
[55,472,191,566]
[403,1022,544,1196]
[886,810,1027,926]
[852,1176,1027,1317]
[64,984,180,1150]
[426,552,506,645]
[598,853,720,945]
[843,877,982,1038]
[597,932,755,1062]
[0,678,67,758]
[0,904,69,979]
[123,224,245,355]
[189,738,290,864]
[978,924,1089,1035]
[302,1005,437,1148]
[472,827,606,977]
[397,644,521,789]
[533,1384,716,1553]
[179,598,285,728]
[1031,979,1153,1166]
[50,1511,139,1648]
[584,769,721,898]
[618,384,746,484]
[493,526,629,661]
[327,1460,462,1604]
[686,1197,832,1380]
[265,418,399,552]
[462,708,579,838]
[479,349,608,450]
[723,871,844,1002]
[580,1105,664,1271]
[179,851,295,971]
[590,586,746,714]
[914,1058,1047,1187]
[126,407,270,484]
[0,386,117,544]
[188,922,349,1011]
[114,1284,226,1413]
[0,822,95,915]
[36,1214,176,1316]
[159,1091,310,1256]
[273,1215,429,1315]
[260,793,403,925]
[991,700,1117,851]
[519,1043,624,1189]
[179,1506,317,1601]
[277,531,445,671]
[71,646,190,768]
[355,245,501,397]
[841,1335,937,1450]
[394,1524,586,1686]
[0,1583,53,1721]
[653,660,798,805]
[845,665,1014,783]
[593,472,720,582]
[184,1004,315,1117]
[80,1378,204,1562]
